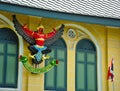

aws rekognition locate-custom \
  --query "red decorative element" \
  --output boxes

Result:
[22,25,57,46]
[56,60,59,64]
[107,58,114,82]
[22,25,34,38]
[19,55,23,59]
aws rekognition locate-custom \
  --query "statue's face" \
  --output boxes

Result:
[37,28,44,34]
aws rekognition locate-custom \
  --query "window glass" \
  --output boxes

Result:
[0,43,4,53]
[6,56,16,84]
[77,51,84,62]
[56,61,65,88]
[45,68,55,88]
[45,49,55,88]
[0,28,18,88]
[48,48,55,59]
[87,65,95,91]
[87,53,95,62]
[76,63,85,90]
[7,44,17,54]
[45,38,66,91]
[0,55,4,84]
[57,49,65,60]
[76,39,97,91]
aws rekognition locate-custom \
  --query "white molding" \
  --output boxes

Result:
[0,14,23,91]
[65,24,102,91]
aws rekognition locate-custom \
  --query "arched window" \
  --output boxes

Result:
[0,28,18,88]
[45,38,67,91]
[76,39,97,91]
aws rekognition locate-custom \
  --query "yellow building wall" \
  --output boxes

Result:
[0,11,120,91]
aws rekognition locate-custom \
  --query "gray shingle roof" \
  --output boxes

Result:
[1,0,120,19]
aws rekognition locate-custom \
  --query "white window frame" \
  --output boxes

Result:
[0,14,23,91]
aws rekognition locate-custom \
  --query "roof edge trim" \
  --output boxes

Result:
[0,2,120,27]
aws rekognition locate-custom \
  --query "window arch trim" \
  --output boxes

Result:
[0,14,23,91]
[75,39,97,91]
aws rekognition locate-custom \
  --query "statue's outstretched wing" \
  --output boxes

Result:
[12,15,35,45]
[44,24,65,47]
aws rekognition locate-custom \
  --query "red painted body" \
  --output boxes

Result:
[22,25,56,46]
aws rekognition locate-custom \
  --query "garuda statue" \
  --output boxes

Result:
[12,15,65,73]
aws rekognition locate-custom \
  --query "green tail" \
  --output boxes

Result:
[19,56,58,74]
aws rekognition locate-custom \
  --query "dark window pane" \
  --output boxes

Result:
[87,65,96,91]
[77,51,85,62]
[6,56,16,84]
[77,63,85,90]
[7,44,17,54]
[0,43,4,53]
[57,49,65,60]
[76,39,97,91]
[87,53,95,62]
[49,49,55,58]
[0,28,18,88]
[45,69,55,88]
[0,55,4,84]
[45,38,66,91]
[56,61,65,88]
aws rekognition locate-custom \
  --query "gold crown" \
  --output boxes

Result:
[37,25,44,30]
